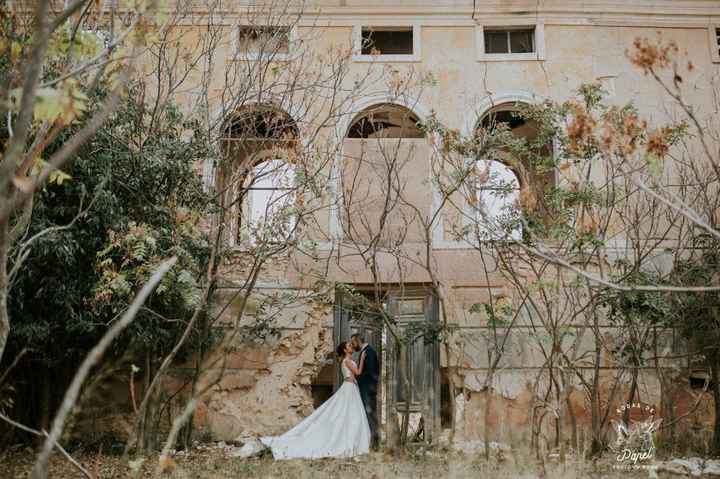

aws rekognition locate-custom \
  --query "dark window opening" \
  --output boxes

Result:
[689,370,714,390]
[716,28,720,57]
[223,107,298,140]
[361,27,413,55]
[347,104,423,139]
[238,26,290,54]
[484,28,535,54]
[311,356,336,408]
[440,379,453,428]
[478,109,527,132]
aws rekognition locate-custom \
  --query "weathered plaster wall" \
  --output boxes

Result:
[174,1,720,447]
[183,255,335,440]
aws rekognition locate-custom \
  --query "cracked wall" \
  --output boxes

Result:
[180,6,720,447]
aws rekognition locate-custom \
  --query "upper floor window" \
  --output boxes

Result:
[484,28,535,54]
[361,27,413,55]
[353,24,421,62]
[236,25,291,60]
[476,23,545,61]
[711,26,720,63]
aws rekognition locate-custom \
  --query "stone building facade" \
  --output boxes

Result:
[172,0,720,452]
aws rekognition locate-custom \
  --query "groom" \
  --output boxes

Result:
[351,333,380,449]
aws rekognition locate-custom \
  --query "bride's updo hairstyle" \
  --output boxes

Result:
[336,341,348,360]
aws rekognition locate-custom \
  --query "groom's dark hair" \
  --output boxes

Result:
[351,333,364,342]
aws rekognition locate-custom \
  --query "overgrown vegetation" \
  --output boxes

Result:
[1,78,214,444]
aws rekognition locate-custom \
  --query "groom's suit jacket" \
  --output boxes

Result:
[357,344,379,393]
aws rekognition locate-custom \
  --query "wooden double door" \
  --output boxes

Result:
[333,286,440,443]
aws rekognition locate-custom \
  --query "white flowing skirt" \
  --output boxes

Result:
[260,381,371,460]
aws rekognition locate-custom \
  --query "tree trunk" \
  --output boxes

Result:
[483,387,492,460]
[0,218,9,363]
[589,336,604,457]
[39,365,51,445]
[566,395,578,454]
[623,367,639,425]
[399,341,411,445]
[711,361,720,455]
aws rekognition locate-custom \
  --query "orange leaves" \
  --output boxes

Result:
[157,454,176,473]
[565,101,597,156]
[646,127,673,159]
[627,37,679,75]
[579,208,600,236]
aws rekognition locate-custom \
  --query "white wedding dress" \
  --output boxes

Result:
[260,359,371,460]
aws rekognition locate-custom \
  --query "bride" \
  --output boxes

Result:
[260,341,372,459]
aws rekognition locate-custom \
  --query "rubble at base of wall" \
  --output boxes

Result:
[652,458,720,476]
[450,440,511,455]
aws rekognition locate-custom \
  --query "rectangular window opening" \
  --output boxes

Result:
[238,26,290,55]
[484,27,535,54]
[716,27,720,57]
[361,26,413,55]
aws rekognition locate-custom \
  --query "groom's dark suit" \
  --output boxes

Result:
[357,344,380,448]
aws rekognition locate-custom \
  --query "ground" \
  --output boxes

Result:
[2,446,675,479]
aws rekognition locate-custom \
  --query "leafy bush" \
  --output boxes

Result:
[5,81,212,379]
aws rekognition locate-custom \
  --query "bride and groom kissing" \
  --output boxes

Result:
[260,334,380,460]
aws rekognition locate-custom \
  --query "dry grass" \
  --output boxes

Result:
[1,446,662,479]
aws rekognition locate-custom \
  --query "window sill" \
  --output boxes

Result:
[477,53,543,62]
[432,237,521,249]
[352,53,420,63]
[230,52,294,62]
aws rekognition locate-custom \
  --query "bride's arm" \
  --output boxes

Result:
[344,353,366,377]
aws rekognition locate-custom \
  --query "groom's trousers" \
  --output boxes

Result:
[359,384,379,448]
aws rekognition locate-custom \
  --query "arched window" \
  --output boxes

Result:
[220,105,299,245]
[474,159,521,240]
[340,103,428,244]
[471,102,555,240]
[241,156,296,243]
[347,103,423,139]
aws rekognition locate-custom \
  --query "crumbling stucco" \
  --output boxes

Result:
[196,301,333,440]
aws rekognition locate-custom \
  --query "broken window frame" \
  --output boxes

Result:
[234,24,295,62]
[471,158,522,241]
[237,154,298,246]
[710,25,720,63]
[353,23,421,63]
[220,105,300,248]
[475,22,545,62]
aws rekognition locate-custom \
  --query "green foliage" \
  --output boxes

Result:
[405,320,456,346]
[46,21,105,60]
[469,301,512,328]
[6,80,213,365]
[669,235,720,363]
[602,268,674,365]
